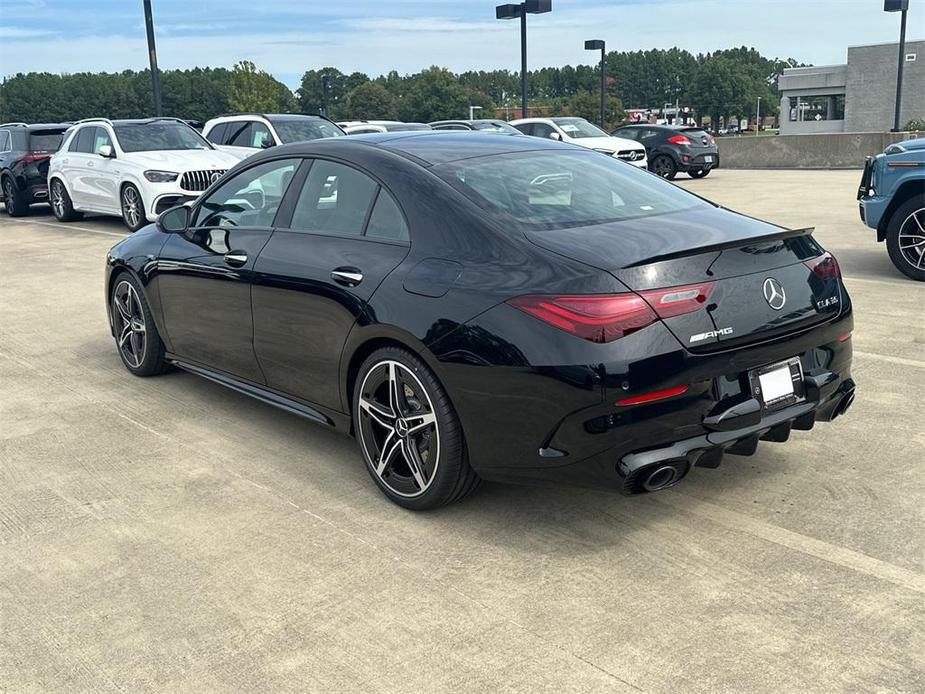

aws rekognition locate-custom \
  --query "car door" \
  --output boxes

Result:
[156,156,301,382]
[252,158,411,411]
[65,127,97,208]
[86,127,120,212]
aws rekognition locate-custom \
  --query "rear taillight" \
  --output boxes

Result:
[16,153,51,165]
[667,135,690,145]
[638,282,715,318]
[804,252,841,280]
[709,135,715,144]
[507,294,657,343]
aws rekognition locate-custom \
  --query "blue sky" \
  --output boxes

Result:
[0,0,919,87]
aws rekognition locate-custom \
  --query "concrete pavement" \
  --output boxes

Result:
[0,169,922,693]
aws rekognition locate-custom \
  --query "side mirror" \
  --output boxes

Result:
[157,204,190,234]
[548,132,561,141]
[259,138,276,149]
[98,145,115,158]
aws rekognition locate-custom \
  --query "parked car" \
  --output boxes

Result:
[429,119,521,135]
[858,137,925,281]
[203,113,344,161]
[0,122,70,216]
[48,117,239,231]
[105,132,855,510]
[338,121,433,135]
[510,117,647,168]
[612,124,719,179]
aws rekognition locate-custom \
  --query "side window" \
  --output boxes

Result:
[614,128,635,141]
[434,124,467,131]
[290,160,378,237]
[532,123,554,139]
[92,127,113,154]
[226,121,253,147]
[514,123,533,136]
[638,129,659,142]
[0,131,10,152]
[194,158,299,229]
[366,190,409,242]
[205,123,227,144]
[251,122,273,148]
[73,127,95,153]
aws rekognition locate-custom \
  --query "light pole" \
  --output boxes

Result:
[469,105,483,120]
[884,0,909,131]
[755,96,761,135]
[496,1,552,119]
[321,74,332,117]
[584,40,605,128]
[142,0,162,116]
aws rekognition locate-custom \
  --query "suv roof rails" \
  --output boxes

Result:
[217,112,337,124]
[0,122,28,128]
[74,117,113,125]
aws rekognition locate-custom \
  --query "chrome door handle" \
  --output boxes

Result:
[87,161,94,167]
[224,251,248,267]
[331,268,363,287]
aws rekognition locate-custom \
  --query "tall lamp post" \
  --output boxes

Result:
[496,1,552,119]
[584,40,606,128]
[755,96,761,135]
[884,0,909,132]
[321,74,332,117]
[469,105,483,120]
[142,0,162,116]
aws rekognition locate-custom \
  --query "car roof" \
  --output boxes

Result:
[0,123,71,130]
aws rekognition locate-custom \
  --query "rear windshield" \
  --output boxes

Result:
[29,130,65,153]
[113,122,212,152]
[436,150,706,230]
[272,119,344,143]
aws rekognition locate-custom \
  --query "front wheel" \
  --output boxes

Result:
[650,154,677,180]
[353,347,480,510]
[121,184,147,232]
[688,168,711,179]
[885,197,925,281]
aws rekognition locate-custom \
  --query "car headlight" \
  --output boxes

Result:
[144,170,179,183]
[593,148,616,156]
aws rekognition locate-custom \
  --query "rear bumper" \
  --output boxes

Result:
[677,151,719,171]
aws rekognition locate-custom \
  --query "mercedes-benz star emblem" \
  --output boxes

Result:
[763,277,787,310]
[628,151,638,161]
[210,171,223,184]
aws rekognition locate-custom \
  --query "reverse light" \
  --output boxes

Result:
[144,170,179,183]
[804,252,841,281]
[667,135,690,145]
[507,294,657,343]
[638,282,715,318]
[615,384,689,407]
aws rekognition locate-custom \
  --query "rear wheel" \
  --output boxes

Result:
[50,179,83,222]
[353,346,480,510]
[886,197,925,281]
[121,184,147,232]
[651,154,677,180]
[688,168,711,179]
[2,177,27,217]
[110,273,168,376]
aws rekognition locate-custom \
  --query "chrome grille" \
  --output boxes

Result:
[617,149,646,162]
[180,170,226,192]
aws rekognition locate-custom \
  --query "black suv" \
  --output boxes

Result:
[0,122,70,216]
[612,124,719,180]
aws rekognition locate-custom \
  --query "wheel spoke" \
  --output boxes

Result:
[130,331,144,362]
[405,411,436,436]
[376,431,402,476]
[359,397,395,429]
[118,323,132,347]
[401,439,428,490]
[912,211,925,234]
[116,296,132,322]
[388,362,405,417]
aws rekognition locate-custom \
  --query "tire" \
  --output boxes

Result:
[50,178,83,222]
[353,346,480,510]
[110,272,168,376]
[2,176,27,217]
[688,168,711,179]
[121,183,147,232]
[650,154,677,180]
[885,197,925,282]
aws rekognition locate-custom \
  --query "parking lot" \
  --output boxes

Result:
[1,168,922,692]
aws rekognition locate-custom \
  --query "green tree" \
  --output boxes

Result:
[566,91,625,131]
[398,66,471,122]
[229,61,292,113]
[342,82,397,120]
[689,55,752,130]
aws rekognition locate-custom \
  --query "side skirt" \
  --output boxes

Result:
[168,358,351,432]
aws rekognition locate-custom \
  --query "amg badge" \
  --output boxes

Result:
[689,327,734,343]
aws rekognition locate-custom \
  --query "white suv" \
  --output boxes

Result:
[48,118,239,231]
[203,113,345,161]
[510,117,647,168]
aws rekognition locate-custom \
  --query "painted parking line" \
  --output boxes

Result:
[853,350,925,370]
[2,216,128,239]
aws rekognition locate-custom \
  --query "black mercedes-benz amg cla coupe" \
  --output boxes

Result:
[105,132,856,509]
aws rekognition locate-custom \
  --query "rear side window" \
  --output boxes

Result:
[366,190,409,242]
[91,127,113,154]
[72,127,95,153]
[205,123,227,144]
[0,131,10,152]
[290,160,378,237]
[225,121,250,146]
[28,130,65,153]
[437,150,705,230]
[531,122,555,139]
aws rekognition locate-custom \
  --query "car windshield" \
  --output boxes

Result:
[28,130,65,153]
[113,122,212,152]
[552,118,608,139]
[436,150,705,230]
[472,121,520,134]
[272,119,344,143]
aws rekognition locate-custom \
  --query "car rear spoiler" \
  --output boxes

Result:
[623,227,815,268]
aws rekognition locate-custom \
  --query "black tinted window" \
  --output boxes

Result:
[0,131,10,151]
[205,123,227,144]
[28,130,64,152]
[290,160,378,237]
[195,158,299,229]
[366,190,409,242]
[73,127,95,153]
[272,119,343,143]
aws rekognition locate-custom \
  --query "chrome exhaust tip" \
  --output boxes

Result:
[642,465,681,492]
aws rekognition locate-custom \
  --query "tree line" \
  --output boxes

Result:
[1,47,803,131]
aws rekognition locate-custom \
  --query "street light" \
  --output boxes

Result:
[469,105,483,120]
[496,1,552,119]
[321,74,332,116]
[584,39,606,128]
[884,0,909,132]
[755,96,761,135]
[142,0,162,116]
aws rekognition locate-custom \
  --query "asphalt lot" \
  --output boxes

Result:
[1,169,923,693]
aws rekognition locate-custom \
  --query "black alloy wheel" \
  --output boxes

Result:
[3,177,26,217]
[886,198,925,281]
[111,274,167,375]
[651,154,677,180]
[354,347,479,509]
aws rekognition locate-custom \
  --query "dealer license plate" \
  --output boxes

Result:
[749,358,805,410]
[703,155,714,162]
